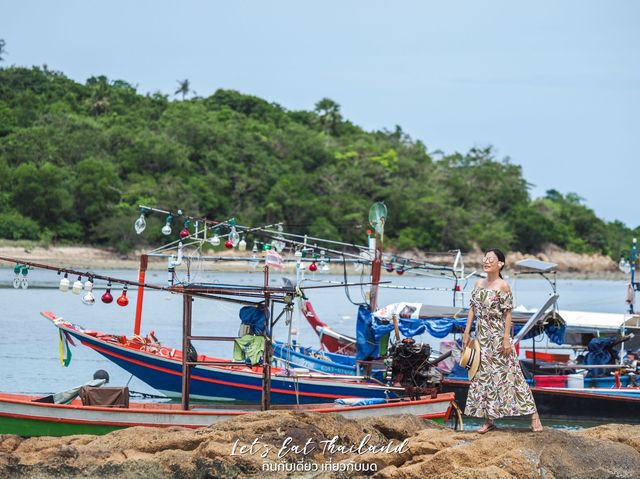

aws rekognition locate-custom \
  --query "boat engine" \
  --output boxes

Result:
[388,338,447,399]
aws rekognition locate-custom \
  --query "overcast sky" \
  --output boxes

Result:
[2,0,638,227]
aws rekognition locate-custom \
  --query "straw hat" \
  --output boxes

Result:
[460,339,481,379]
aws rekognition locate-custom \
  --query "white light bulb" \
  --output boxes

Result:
[238,238,247,251]
[134,214,147,234]
[210,234,220,246]
[84,280,93,292]
[161,223,172,236]
[59,276,70,292]
[229,226,240,247]
[72,279,83,294]
[82,291,96,305]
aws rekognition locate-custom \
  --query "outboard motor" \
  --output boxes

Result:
[388,338,450,399]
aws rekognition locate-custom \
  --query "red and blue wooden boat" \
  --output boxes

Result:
[42,312,402,405]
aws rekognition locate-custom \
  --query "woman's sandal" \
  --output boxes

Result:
[477,423,497,434]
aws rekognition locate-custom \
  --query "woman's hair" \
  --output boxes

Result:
[485,248,506,279]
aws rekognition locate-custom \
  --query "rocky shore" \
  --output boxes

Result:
[0,244,628,279]
[1,412,639,478]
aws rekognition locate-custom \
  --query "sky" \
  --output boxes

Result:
[1,0,638,227]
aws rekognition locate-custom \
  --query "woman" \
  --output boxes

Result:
[462,248,543,433]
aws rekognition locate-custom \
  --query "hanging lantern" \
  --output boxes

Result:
[238,237,247,251]
[252,242,258,253]
[224,239,233,249]
[179,220,191,239]
[272,224,286,252]
[19,265,29,289]
[59,273,70,292]
[134,209,147,235]
[12,263,20,289]
[81,277,95,305]
[101,282,114,304]
[72,276,83,294]
[309,261,318,272]
[117,286,129,307]
[385,263,394,273]
[229,226,240,247]
[210,232,221,246]
[161,214,173,236]
[396,267,405,276]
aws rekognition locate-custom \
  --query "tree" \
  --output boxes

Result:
[0,39,6,62]
[175,79,190,100]
[314,97,342,135]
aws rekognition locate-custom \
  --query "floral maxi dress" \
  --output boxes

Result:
[464,288,537,419]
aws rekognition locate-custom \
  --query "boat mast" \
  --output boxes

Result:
[368,202,387,312]
[133,254,148,336]
[261,266,272,410]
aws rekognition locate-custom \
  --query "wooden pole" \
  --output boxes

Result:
[181,294,193,411]
[133,254,148,336]
[261,266,272,411]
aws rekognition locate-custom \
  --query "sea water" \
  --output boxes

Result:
[0,267,631,429]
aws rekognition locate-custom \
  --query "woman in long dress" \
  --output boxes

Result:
[462,248,543,433]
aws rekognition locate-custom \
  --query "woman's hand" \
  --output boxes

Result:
[500,337,512,356]
[462,332,470,349]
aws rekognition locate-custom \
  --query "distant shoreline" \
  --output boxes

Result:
[0,244,629,280]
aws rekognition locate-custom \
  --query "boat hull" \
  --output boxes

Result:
[0,392,455,437]
[44,314,399,405]
[442,378,640,423]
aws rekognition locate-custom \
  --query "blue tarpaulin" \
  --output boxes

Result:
[356,305,378,360]
[355,309,565,360]
[239,306,270,335]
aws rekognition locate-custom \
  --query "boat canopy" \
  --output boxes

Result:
[355,302,565,360]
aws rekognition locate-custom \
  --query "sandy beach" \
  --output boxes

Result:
[0,244,627,279]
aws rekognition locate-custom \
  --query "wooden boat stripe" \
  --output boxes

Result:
[0,410,207,428]
[84,341,358,399]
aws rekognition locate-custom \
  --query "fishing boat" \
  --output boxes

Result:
[0,390,456,437]
[441,378,640,423]
[42,311,401,405]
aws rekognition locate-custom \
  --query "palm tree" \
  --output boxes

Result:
[314,97,342,136]
[0,39,6,63]
[175,79,190,100]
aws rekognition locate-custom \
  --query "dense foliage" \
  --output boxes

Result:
[0,66,636,257]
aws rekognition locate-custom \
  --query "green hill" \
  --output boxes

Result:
[0,66,636,258]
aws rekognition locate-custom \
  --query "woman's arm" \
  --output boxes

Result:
[500,282,513,355]
[501,309,513,355]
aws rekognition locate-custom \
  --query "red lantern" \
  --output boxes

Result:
[309,262,318,272]
[117,286,129,307]
[396,267,404,276]
[225,239,233,249]
[101,289,113,304]
[179,227,190,239]
[385,263,394,272]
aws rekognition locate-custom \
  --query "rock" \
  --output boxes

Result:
[1,414,640,478]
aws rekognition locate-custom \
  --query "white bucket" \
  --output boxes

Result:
[567,373,584,389]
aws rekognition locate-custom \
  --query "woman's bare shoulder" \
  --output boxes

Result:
[498,280,511,293]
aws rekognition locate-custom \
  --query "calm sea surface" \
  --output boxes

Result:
[0,267,631,429]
